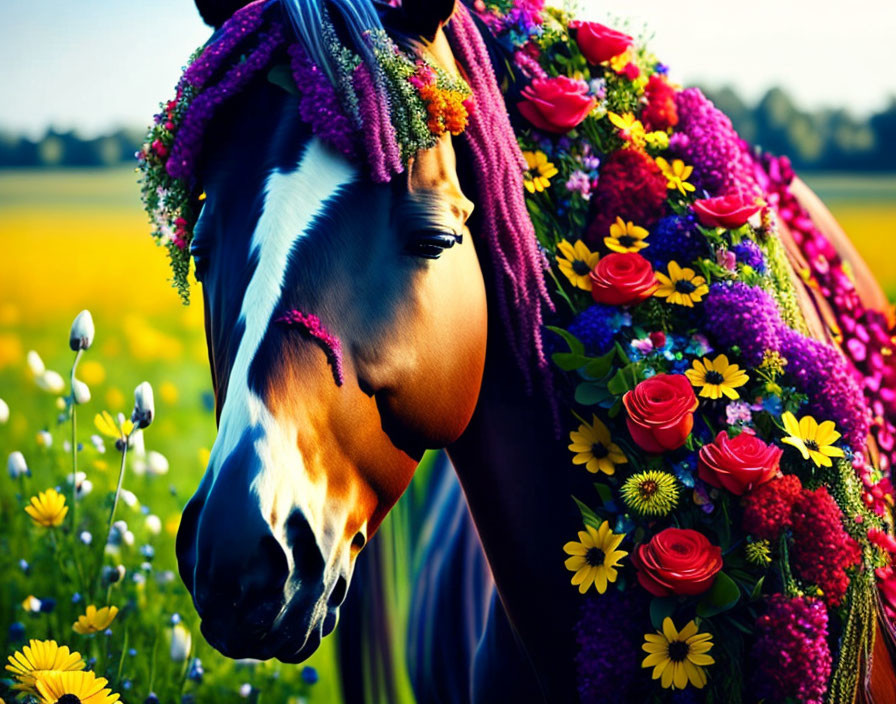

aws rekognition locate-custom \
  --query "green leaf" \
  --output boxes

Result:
[607,364,643,396]
[572,496,601,530]
[594,482,615,511]
[649,597,678,630]
[696,572,741,618]
[749,576,766,601]
[267,64,299,96]
[575,382,613,407]
[552,352,590,371]
[545,326,584,356]
[582,348,617,379]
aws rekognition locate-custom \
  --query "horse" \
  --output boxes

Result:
[167,1,896,701]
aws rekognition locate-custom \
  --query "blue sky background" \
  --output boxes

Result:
[2,0,894,137]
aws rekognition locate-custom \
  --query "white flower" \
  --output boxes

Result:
[108,520,135,548]
[67,472,92,499]
[80,531,93,545]
[170,623,193,662]
[147,451,169,476]
[120,489,139,508]
[67,471,87,486]
[145,514,162,535]
[37,370,65,394]
[0,398,8,424]
[36,430,53,448]
[239,684,253,698]
[22,595,42,613]
[132,381,154,429]
[90,434,106,453]
[69,310,95,351]
[72,378,91,404]
[26,350,45,377]
[7,451,29,478]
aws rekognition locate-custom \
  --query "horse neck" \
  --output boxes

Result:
[447,314,585,701]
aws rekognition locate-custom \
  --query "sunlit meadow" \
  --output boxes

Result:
[0,167,893,703]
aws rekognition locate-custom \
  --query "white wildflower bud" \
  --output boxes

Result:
[145,514,162,535]
[69,310,95,351]
[0,398,8,424]
[132,382,154,429]
[36,431,53,448]
[67,471,87,486]
[26,350,45,377]
[80,531,93,545]
[72,378,91,404]
[90,434,106,453]
[37,370,65,394]
[170,623,193,662]
[147,451,169,476]
[7,451,29,478]
[239,684,253,698]
[77,479,93,499]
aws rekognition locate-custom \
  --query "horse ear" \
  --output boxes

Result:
[401,0,457,40]
[194,0,254,28]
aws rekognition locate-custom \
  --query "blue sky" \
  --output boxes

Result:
[2,0,894,137]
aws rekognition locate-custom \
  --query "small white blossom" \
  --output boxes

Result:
[90,434,106,453]
[72,379,91,404]
[147,451,169,476]
[0,398,8,424]
[121,489,139,508]
[22,595,42,613]
[145,514,162,535]
[26,350,45,377]
[80,531,93,545]
[37,370,65,394]
[239,684,253,698]
[69,310,95,351]
[36,430,53,448]
[132,382,154,429]
[170,624,192,662]
[7,451,29,478]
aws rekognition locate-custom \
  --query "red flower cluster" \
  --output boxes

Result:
[741,474,803,541]
[585,150,668,248]
[641,74,678,132]
[790,487,861,607]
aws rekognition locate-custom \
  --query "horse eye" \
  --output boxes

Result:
[190,240,210,281]
[404,230,463,260]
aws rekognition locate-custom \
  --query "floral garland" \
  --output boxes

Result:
[472,1,896,701]
[138,0,472,302]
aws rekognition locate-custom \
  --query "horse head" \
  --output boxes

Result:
[175,0,492,662]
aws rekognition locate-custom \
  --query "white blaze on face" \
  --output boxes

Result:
[206,138,356,576]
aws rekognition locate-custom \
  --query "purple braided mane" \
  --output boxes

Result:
[275,310,345,386]
[445,5,554,398]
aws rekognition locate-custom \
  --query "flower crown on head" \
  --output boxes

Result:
[138,0,473,302]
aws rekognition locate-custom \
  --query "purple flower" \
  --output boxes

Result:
[751,595,831,704]
[703,282,781,367]
[672,88,758,197]
[732,239,766,273]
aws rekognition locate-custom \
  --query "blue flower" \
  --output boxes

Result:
[8,621,25,642]
[188,657,205,683]
[302,665,319,685]
[39,598,56,614]
[644,214,708,269]
[568,304,622,356]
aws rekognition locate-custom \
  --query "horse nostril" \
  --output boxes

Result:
[286,510,325,585]
[351,531,366,554]
[328,576,347,608]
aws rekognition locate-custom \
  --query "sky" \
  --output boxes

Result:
[1,0,894,138]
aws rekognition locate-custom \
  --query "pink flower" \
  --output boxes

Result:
[517,76,596,134]
[570,21,633,64]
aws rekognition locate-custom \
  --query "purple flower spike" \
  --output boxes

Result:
[275,310,345,386]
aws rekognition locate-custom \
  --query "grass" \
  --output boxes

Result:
[0,167,893,702]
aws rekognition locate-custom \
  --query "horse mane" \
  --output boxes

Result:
[171,0,555,403]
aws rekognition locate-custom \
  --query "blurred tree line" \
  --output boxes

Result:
[1,87,894,170]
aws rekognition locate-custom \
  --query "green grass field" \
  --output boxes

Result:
[0,168,893,703]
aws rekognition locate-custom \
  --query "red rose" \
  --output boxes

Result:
[589,252,658,306]
[632,528,723,597]
[517,76,597,134]
[571,21,633,64]
[622,374,697,453]
[693,194,762,229]
[698,430,782,495]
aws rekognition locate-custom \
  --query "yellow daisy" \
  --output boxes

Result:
[35,670,120,704]
[5,639,85,694]
[25,488,68,528]
[654,261,709,307]
[781,412,845,468]
[94,410,134,442]
[557,239,601,291]
[568,415,627,476]
[563,521,627,594]
[642,617,715,690]
[604,217,649,253]
[72,605,119,635]
[655,157,696,196]
[685,355,749,400]
[522,150,558,193]
[608,112,646,146]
